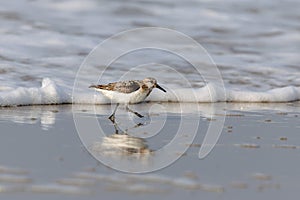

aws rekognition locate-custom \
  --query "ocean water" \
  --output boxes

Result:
[0,0,300,106]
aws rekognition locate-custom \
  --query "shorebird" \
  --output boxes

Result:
[89,77,166,122]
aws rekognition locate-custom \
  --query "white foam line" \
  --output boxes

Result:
[1,78,300,106]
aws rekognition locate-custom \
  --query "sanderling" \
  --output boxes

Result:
[89,77,166,122]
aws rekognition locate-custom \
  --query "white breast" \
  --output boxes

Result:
[96,88,151,104]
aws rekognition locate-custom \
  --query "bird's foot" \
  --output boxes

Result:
[126,106,144,118]
[108,114,115,123]
[134,112,144,118]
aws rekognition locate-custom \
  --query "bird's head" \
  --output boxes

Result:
[143,77,166,93]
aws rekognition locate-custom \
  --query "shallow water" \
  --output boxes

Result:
[1,0,300,106]
[0,103,300,199]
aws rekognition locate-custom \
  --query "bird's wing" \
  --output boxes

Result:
[89,80,141,94]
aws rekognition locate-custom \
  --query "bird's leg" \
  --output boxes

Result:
[108,115,121,134]
[108,103,119,123]
[126,105,144,118]
[112,121,121,134]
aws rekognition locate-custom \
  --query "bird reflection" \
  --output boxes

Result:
[91,120,151,157]
[99,133,150,155]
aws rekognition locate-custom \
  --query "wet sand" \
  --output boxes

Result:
[0,102,300,199]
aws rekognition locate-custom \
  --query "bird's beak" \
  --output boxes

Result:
[156,84,167,93]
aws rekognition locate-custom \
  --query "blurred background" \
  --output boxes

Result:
[1,0,300,91]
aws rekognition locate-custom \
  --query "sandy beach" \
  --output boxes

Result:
[0,102,299,199]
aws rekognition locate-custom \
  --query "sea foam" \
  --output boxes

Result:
[0,78,299,106]
[0,78,71,106]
